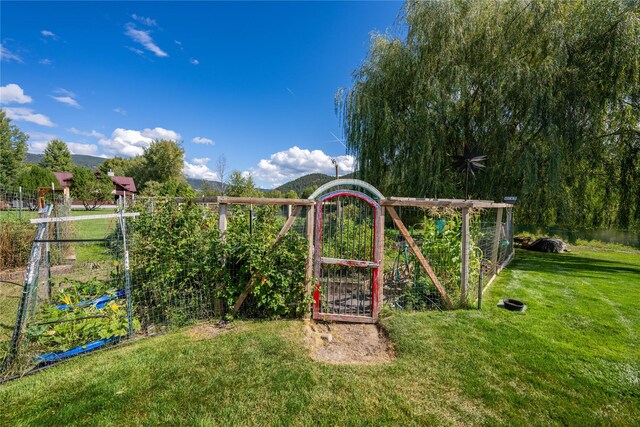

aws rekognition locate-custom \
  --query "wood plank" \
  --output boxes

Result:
[218,203,228,242]
[232,206,303,314]
[381,198,512,209]
[460,208,470,305]
[305,206,315,300]
[312,312,378,324]
[217,196,313,206]
[385,206,454,309]
[30,212,139,224]
[320,257,379,268]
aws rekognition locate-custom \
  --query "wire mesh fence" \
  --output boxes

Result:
[383,206,514,310]
[1,186,514,379]
[1,206,133,378]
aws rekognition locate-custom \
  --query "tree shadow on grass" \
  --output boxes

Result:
[508,249,640,280]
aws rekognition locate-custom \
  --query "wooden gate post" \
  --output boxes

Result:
[305,205,315,311]
[490,207,504,276]
[374,207,385,317]
[460,208,470,306]
[215,203,228,316]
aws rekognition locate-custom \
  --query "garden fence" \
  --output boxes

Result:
[1,180,514,379]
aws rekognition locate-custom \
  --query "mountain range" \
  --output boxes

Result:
[24,153,353,194]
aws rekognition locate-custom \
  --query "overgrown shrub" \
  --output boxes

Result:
[129,200,308,327]
[0,220,35,270]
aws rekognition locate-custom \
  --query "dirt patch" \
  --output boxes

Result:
[0,264,74,282]
[305,320,395,364]
[186,322,237,341]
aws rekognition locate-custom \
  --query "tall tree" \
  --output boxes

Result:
[40,139,73,172]
[139,140,185,185]
[226,171,259,197]
[15,164,57,190]
[216,154,228,195]
[0,110,28,187]
[338,0,640,229]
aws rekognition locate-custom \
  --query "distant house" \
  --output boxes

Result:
[52,172,74,189]
[52,170,137,203]
[106,171,137,200]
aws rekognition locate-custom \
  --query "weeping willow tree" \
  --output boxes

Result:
[337,0,640,230]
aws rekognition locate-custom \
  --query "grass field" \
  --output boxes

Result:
[1,246,638,426]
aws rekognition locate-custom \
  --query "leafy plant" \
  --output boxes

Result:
[25,278,139,353]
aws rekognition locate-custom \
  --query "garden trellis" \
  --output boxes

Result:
[1,179,514,379]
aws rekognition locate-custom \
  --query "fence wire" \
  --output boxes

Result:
[2,191,514,379]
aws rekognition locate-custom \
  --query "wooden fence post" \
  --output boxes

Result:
[506,207,514,258]
[215,203,228,316]
[305,205,315,306]
[218,203,228,242]
[460,208,470,306]
[490,207,504,276]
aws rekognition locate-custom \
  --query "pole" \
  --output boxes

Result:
[19,186,22,220]
[460,208,470,306]
[118,210,134,337]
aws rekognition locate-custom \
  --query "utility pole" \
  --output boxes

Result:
[331,158,338,179]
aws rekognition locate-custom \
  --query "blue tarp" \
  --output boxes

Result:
[56,289,125,310]
[34,336,120,364]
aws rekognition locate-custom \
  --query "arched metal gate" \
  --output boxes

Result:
[311,188,384,323]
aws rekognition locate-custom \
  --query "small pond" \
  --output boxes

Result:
[516,226,640,249]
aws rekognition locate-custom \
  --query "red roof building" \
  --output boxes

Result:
[110,175,137,197]
[52,172,73,188]
[53,170,137,202]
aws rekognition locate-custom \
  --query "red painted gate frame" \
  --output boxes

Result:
[312,190,384,323]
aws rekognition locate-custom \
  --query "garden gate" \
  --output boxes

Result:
[310,181,385,323]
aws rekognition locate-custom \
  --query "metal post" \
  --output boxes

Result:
[460,208,470,306]
[477,265,483,310]
[118,210,134,337]
[18,186,22,220]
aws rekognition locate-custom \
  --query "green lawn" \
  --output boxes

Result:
[0,208,118,239]
[1,247,638,426]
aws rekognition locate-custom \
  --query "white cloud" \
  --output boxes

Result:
[190,58,199,65]
[26,132,57,153]
[41,30,58,39]
[192,157,210,165]
[98,127,181,157]
[250,146,355,187]
[0,44,23,63]
[54,88,75,97]
[126,46,145,56]
[183,161,219,181]
[174,40,182,46]
[50,95,81,108]
[0,83,32,104]
[68,127,105,139]
[192,136,214,145]
[113,107,127,115]
[141,127,181,140]
[39,58,53,65]
[66,142,99,156]
[131,14,157,27]
[26,131,98,156]
[4,107,55,127]
[124,23,167,58]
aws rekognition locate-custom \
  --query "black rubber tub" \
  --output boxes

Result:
[503,298,526,312]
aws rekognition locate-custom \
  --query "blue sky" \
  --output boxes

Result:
[0,1,402,187]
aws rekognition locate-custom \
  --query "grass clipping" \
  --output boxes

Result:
[305,320,394,364]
